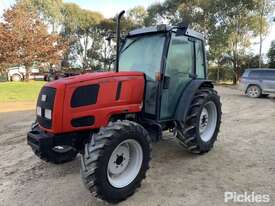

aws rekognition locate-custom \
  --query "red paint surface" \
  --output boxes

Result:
[40,72,145,134]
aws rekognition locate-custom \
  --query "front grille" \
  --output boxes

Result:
[36,86,56,129]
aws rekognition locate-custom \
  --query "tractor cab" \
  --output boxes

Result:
[119,25,207,121]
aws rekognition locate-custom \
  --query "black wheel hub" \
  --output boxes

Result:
[114,154,124,166]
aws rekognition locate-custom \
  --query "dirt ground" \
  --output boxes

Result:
[0,86,275,206]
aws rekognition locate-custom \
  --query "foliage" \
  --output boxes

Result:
[60,3,104,69]
[127,6,147,28]
[209,53,264,81]
[0,2,68,79]
[267,41,275,68]
[22,0,63,32]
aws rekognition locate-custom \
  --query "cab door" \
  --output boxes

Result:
[160,34,195,119]
[160,34,206,120]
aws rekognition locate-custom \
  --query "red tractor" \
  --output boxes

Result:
[27,11,222,203]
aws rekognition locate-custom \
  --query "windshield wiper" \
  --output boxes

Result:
[120,37,143,55]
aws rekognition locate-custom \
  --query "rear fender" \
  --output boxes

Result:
[245,84,262,94]
[9,71,23,78]
[175,80,214,122]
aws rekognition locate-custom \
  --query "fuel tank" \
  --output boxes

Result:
[36,72,145,134]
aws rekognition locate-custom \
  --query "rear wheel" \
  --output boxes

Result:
[246,85,261,98]
[80,120,151,203]
[176,88,222,154]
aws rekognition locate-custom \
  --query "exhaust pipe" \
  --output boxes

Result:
[115,10,125,72]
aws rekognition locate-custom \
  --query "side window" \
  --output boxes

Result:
[249,71,260,79]
[242,70,250,78]
[195,40,205,78]
[271,71,275,80]
[166,36,194,75]
[265,70,275,80]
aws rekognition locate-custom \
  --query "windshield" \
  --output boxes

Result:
[119,34,166,80]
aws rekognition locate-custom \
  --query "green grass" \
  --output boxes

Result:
[0,81,45,102]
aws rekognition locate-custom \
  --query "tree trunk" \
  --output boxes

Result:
[52,21,55,33]
[259,32,263,68]
[232,68,239,85]
[233,75,237,85]
[83,34,88,69]
[25,65,31,81]
[259,0,266,68]
[232,58,238,85]
[217,66,220,82]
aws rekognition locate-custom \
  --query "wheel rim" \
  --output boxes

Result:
[247,86,260,97]
[199,101,218,142]
[107,139,143,188]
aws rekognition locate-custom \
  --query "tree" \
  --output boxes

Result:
[0,24,18,73]
[254,0,273,68]
[61,3,103,69]
[0,2,67,80]
[23,0,64,33]
[127,6,147,28]
[268,41,275,68]
[211,0,265,83]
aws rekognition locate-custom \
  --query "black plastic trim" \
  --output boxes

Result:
[27,127,90,154]
[174,80,213,122]
[116,81,122,100]
[71,116,95,127]
[71,84,99,108]
[36,86,56,129]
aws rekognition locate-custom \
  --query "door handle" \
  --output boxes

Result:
[163,76,170,89]
[189,73,197,79]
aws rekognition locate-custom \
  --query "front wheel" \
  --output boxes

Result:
[12,74,22,81]
[176,88,222,154]
[80,120,151,203]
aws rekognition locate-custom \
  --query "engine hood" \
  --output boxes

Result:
[46,71,144,87]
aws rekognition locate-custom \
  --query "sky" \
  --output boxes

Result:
[0,0,163,18]
[0,0,274,55]
[63,0,163,18]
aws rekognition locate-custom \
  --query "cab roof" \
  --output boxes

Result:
[128,25,204,41]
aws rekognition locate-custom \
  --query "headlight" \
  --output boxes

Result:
[36,106,42,116]
[44,109,52,120]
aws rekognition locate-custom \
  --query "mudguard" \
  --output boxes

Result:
[174,80,214,122]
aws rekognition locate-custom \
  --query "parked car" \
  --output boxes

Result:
[7,66,27,81]
[240,68,275,98]
[7,66,44,81]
